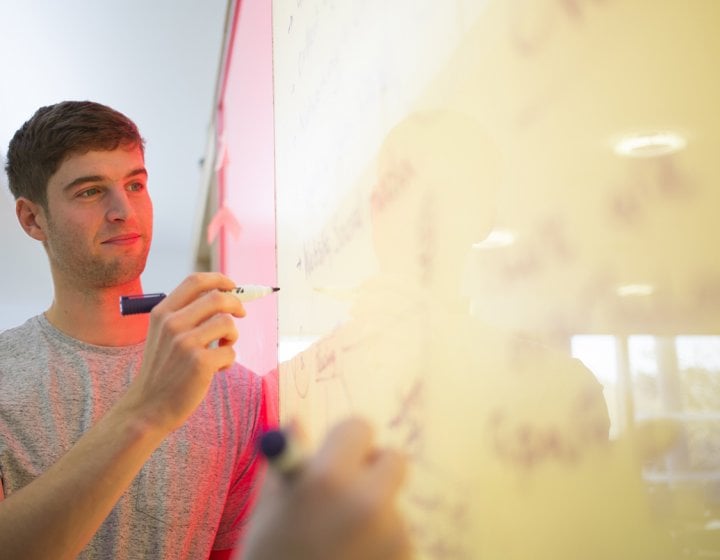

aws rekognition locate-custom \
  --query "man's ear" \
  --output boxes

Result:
[16,197,48,242]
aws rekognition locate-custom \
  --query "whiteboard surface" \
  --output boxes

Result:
[273,1,720,557]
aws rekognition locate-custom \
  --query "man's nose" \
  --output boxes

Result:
[106,188,134,222]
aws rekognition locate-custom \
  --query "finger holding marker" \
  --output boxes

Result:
[141,274,280,355]
[311,416,376,484]
[260,423,308,478]
[360,445,407,508]
[322,420,410,559]
[260,418,376,483]
[120,274,279,316]
[151,272,238,314]
[161,288,247,337]
[243,418,412,560]
[122,273,248,433]
[193,312,242,349]
[148,273,245,354]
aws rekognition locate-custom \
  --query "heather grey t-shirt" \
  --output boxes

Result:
[0,315,267,558]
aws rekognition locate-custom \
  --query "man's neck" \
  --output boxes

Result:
[45,280,150,347]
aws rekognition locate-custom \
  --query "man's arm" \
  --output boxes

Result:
[0,273,245,560]
[0,393,173,558]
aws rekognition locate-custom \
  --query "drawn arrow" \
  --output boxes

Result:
[207,205,242,244]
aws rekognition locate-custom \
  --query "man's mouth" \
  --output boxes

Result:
[102,233,141,245]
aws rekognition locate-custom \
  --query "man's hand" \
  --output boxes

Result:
[240,417,412,560]
[122,272,246,434]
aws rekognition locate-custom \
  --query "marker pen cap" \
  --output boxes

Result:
[119,293,167,315]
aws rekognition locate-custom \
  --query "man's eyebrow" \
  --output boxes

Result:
[62,168,148,192]
[125,168,148,181]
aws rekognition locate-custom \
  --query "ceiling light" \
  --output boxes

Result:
[473,229,516,250]
[613,132,686,158]
[616,284,654,297]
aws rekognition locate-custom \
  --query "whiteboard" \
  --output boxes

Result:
[273,1,720,557]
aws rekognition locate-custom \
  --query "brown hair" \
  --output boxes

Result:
[5,100,145,209]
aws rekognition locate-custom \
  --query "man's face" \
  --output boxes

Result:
[40,145,153,289]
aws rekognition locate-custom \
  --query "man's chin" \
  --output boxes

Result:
[90,259,148,289]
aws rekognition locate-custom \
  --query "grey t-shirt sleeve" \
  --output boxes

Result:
[211,364,270,551]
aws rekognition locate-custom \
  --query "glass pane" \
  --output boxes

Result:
[273,1,720,557]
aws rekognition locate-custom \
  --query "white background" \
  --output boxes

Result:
[0,0,228,329]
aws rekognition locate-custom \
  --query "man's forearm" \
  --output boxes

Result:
[0,400,167,560]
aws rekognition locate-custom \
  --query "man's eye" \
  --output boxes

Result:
[78,188,100,198]
[128,182,145,192]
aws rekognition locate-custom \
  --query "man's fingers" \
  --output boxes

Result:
[206,344,238,373]
[154,272,237,313]
[190,344,238,377]
[362,448,407,504]
[311,417,375,483]
[181,289,247,326]
[285,418,311,448]
[194,313,241,348]
[151,285,246,337]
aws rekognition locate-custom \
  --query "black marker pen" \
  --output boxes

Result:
[120,285,279,315]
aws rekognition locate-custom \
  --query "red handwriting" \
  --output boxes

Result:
[303,195,367,275]
[499,214,576,283]
[314,343,338,382]
[508,0,609,56]
[489,385,609,469]
[370,159,415,214]
[608,156,693,227]
[407,490,470,559]
[388,379,425,460]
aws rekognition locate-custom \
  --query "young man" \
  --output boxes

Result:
[0,101,268,559]
[0,100,412,560]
